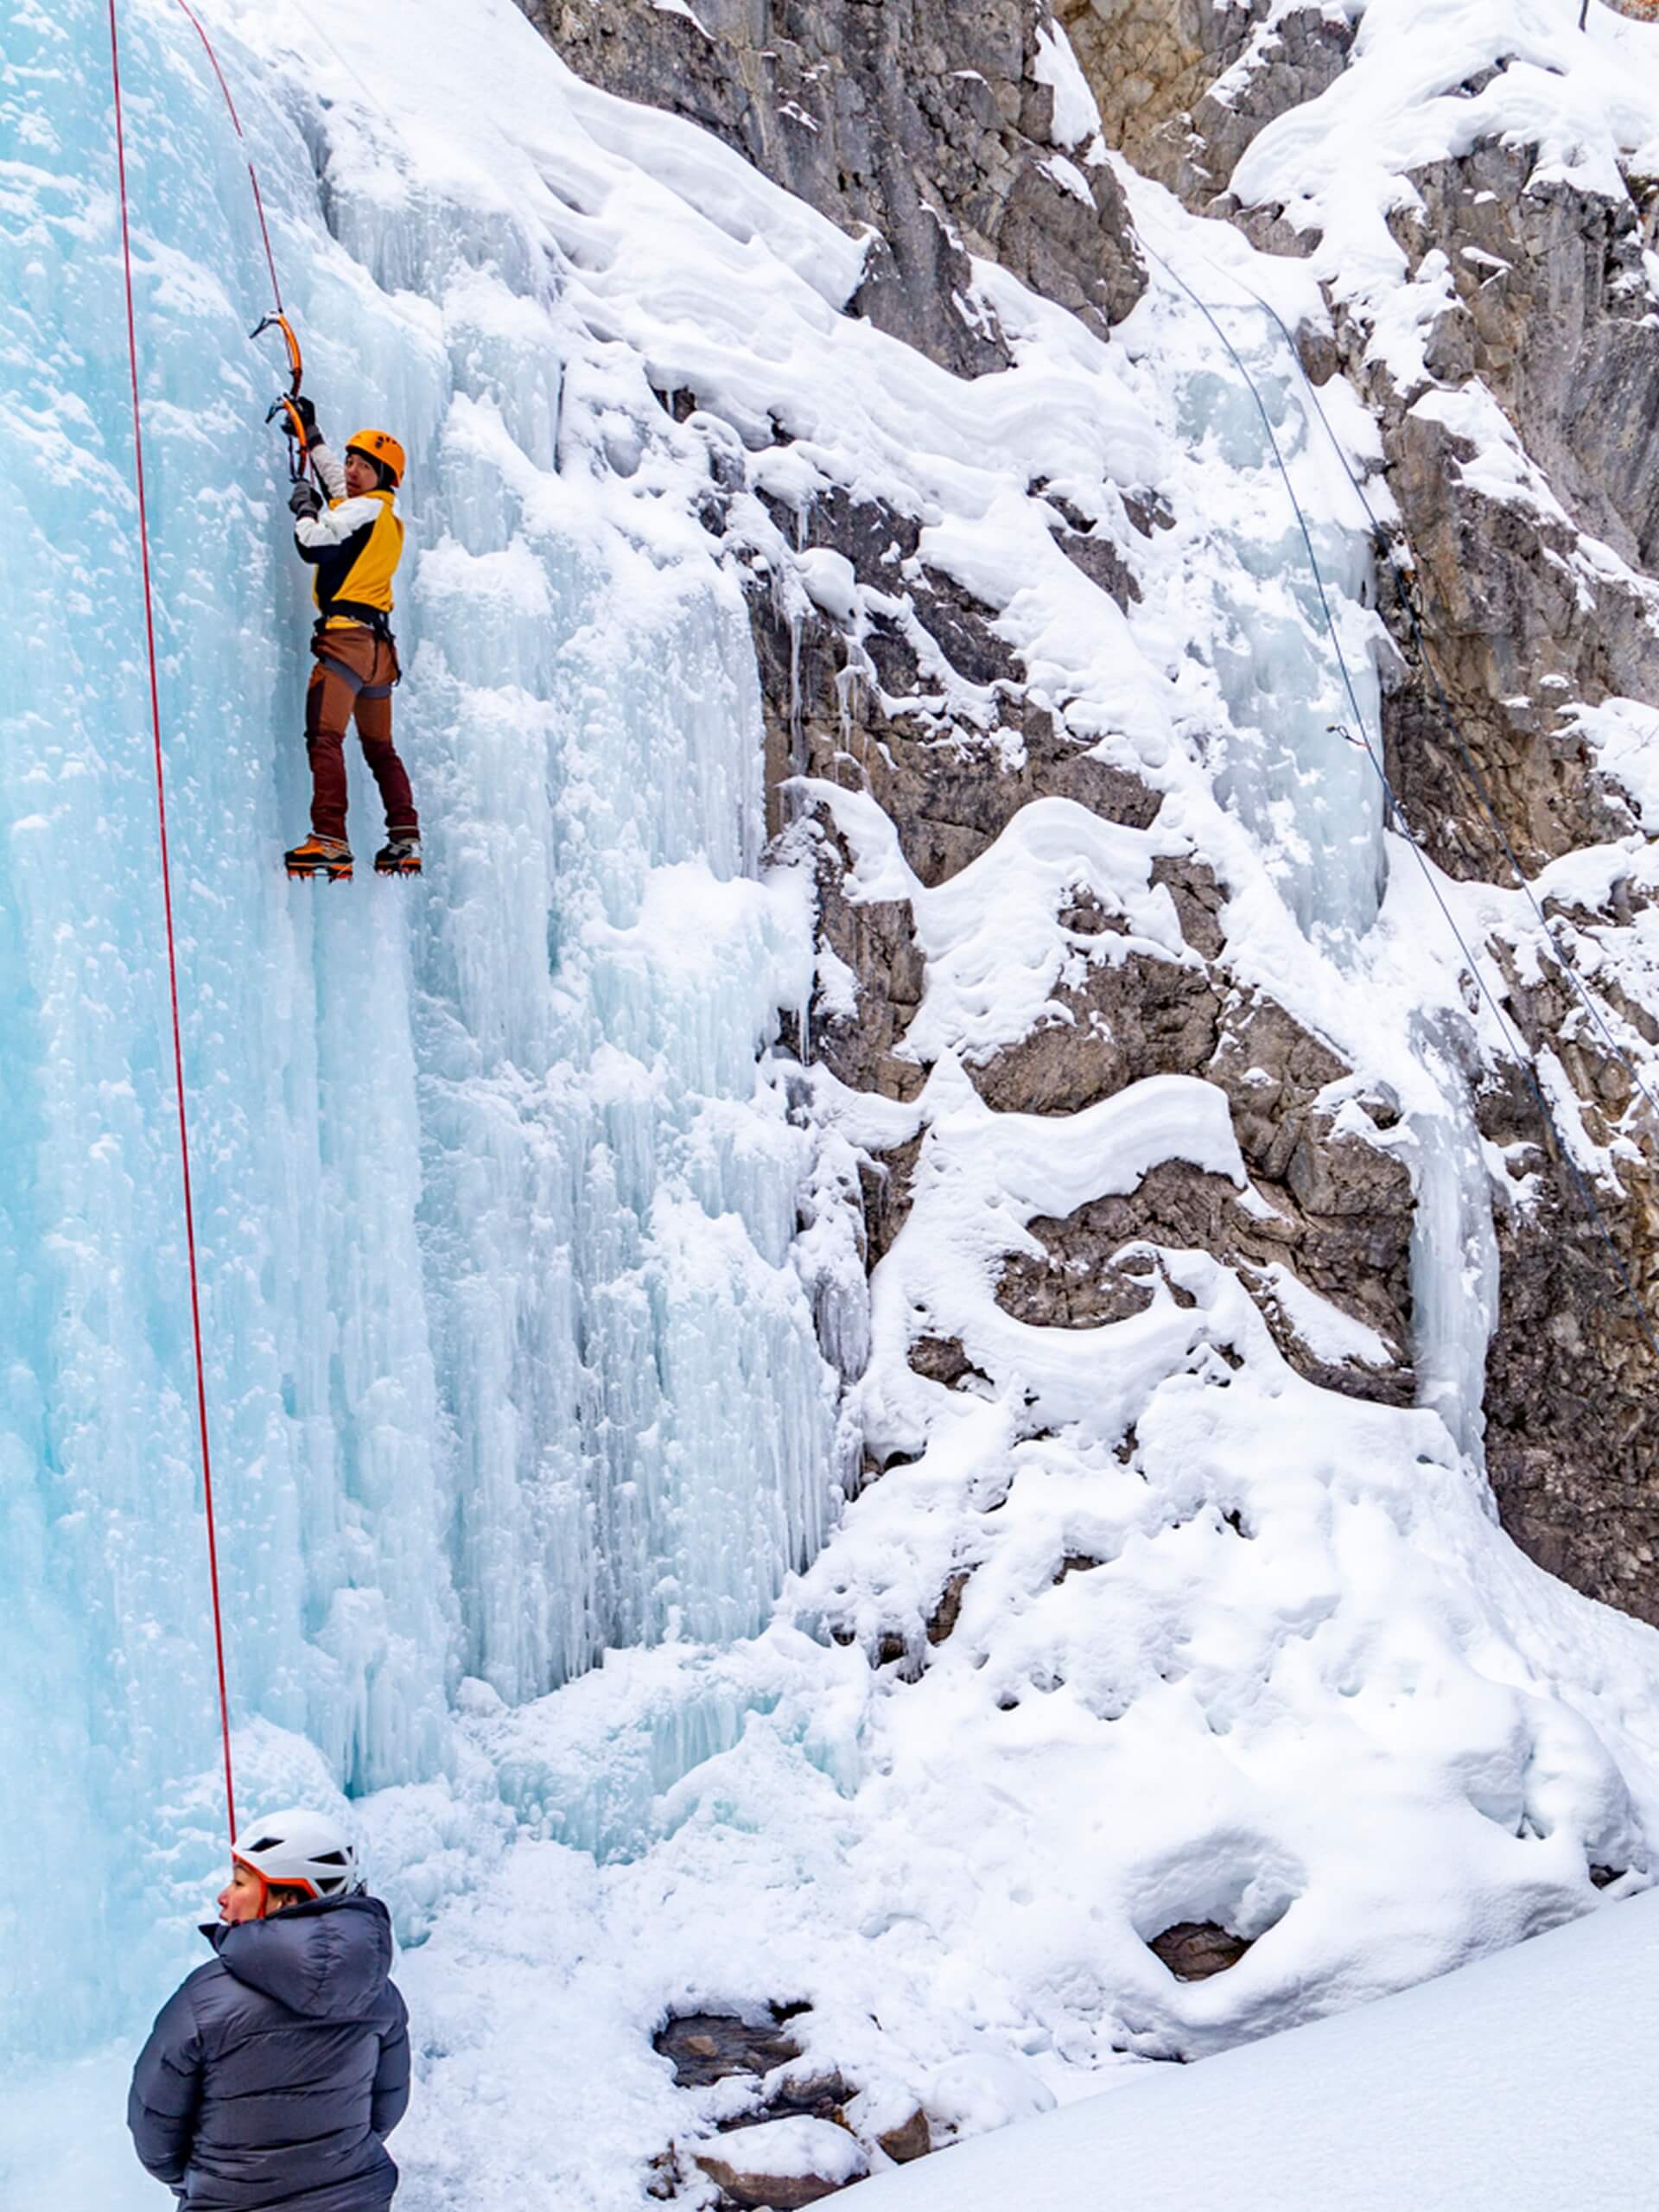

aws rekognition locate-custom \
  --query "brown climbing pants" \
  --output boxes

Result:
[305,625,418,844]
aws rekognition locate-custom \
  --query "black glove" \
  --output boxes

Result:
[292,393,320,448]
[289,479,323,520]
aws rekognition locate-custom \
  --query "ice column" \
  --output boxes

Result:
[1173,301,1387,949]
[1407,1031,1502,1464]
[0,0,834,2062]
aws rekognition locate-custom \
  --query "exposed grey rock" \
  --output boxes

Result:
[519,0,1144,373]
[1057,0,1659,1621]
[996,1143,1414,1406]
[1052,0,1264,186]
[859,1133,922,1271]
[1187,6,1357,206]
[1362,149,1659,883]
[986,983,1414,1402]
[965,950,1222,1116]
[1476,1012,1659,1628]
[808,817,926,1101]
[925,1572,971,1647]
[1332,142,1659,1619]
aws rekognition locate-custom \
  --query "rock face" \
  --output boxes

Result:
[1051,0,1259,183]
[1369,147,1659,883]
[517,0,1144,372]
[1334,128,1659,1624]
[1053,0,1659,1618]
[993,988,1415,1404]
[757,499,1414,1402]
[517,5,1659,1623]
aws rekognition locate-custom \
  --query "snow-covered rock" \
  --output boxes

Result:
[694,2117,870,2208]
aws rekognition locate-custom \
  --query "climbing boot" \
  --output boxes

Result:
[285,834,353,882]
[374,836,422,878]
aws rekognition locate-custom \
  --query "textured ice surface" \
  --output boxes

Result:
[0,0,834,2060]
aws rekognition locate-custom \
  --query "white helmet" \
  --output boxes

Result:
[232,1807,359,1899]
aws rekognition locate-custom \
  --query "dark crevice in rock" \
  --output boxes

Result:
[1147,1920,1254,1980]
[909,1336,991,1390]
[656,2009,806,2088]
[926,1571,971,1645]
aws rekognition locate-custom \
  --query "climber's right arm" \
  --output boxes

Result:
[290,395,347,501]
[308,436,348,502]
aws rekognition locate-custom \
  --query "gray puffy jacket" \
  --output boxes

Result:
[128,1892,410,2210]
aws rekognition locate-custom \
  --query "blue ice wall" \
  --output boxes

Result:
[0,0,834,2057]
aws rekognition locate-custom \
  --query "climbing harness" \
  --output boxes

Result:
[315,598,395,636]
[1140,229,1659,1373]
[105,0,315,1841]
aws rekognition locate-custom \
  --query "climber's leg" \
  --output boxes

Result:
[303,632,376,843]
[353,638,419,841]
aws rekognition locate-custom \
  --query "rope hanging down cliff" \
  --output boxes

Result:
[1170,234,1659,1147]
[105,0,314,1844]
[1139,229,1659,1376]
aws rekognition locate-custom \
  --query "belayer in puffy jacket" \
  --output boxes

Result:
[283,403,422,883]
[128,1807,410,2211]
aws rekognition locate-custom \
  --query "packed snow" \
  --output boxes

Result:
[1231,0,1659,387]
[852,1887,1659,2212]
[6,0,1659,2208]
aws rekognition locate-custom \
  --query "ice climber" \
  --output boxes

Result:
[283,399,422,882]
[128,1807,411,2211]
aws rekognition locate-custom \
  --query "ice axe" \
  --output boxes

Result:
[253,311,312,482]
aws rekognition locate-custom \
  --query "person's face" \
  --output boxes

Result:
[217,1862,265,1924]
[343,449,380,498]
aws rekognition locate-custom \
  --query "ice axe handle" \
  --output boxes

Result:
[251,312,304,394]
[266,393,313,483]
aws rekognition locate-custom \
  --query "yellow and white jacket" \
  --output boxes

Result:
[293,440,404,630]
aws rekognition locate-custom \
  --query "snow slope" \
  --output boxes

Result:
[8,0,1659,2206]
[1233,0,1659,387]
[852,1885,1659,2212]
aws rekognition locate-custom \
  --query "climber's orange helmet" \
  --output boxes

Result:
[345,428,406,489]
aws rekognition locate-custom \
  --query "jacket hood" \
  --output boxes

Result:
[204,1893,394,2020]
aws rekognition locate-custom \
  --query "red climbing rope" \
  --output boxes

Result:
[171,0,285,314]
[106,0,238,1845]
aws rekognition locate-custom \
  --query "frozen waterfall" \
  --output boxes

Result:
[1159,285,1387,952]
[8,11,1637,2196]
[0,0,835,2061]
